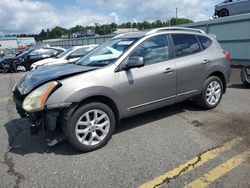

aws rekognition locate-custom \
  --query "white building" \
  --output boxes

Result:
[17,37,36,46]
[0,37,18,49]
[0,37,36,49]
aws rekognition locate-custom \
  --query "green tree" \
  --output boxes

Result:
[170,18,193,26]
[48,26,67,38]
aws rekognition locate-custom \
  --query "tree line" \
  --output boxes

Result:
[7,18,193,41]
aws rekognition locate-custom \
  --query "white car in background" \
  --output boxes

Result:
[31,44,98,70]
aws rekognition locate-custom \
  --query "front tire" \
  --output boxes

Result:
[197,76,223,109]
[67,102,116,152]
[241,67,250,88]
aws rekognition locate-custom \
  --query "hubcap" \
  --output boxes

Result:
[75,109,110,146]
[206,80,221,106]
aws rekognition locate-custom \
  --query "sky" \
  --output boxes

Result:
[0,0,223,34]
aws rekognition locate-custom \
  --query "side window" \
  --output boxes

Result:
[197,35,213,50]
[129,35,170,66]
[172,34,201,57]
[44,49,58,56]
[30,49,43,56]
[70,48,89,57]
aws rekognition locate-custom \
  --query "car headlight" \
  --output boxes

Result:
[22,81,59,112]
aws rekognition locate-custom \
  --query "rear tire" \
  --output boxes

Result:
[197,76,223,109]
[67,102,116,152]
[241,67,250,88]
[218,9,229,17]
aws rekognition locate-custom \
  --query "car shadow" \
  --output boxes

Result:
[228,84,249,89]
[5,100,201,156]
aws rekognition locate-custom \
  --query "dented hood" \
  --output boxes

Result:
[16,64,97,95]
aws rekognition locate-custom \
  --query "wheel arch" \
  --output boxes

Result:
[207,71,226,93]
[74,95,120,125]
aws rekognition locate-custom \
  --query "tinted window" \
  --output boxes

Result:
[130,35,170,66]
[197,35,213,50]
[29,49,57,56]
[172,34,201,57]
[29,49,44,56]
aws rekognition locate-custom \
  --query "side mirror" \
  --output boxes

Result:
[121,56,144,71]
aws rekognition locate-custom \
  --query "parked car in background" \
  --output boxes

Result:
[0,47,65,73]
[214,0,250,17]
[0,47,35,73]
[72,30,95,38]
[13,27,231,152]
[23,47,65,71]
[241,67,250,87]
[31,45,98,70]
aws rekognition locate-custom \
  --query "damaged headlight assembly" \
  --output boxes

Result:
[22,81,70,112]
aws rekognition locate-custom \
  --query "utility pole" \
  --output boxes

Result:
[176,7,178,19]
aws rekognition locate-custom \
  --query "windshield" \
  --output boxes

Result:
[76,38,137,67]
[56,47,73,58]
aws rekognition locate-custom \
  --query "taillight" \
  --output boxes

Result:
[223,50,231,61]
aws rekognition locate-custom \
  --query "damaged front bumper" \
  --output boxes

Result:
[13,95,77,135]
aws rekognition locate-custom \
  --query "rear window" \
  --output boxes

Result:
[197,35,213,50]
[172,34,201,57]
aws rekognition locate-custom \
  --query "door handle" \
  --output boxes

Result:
[163,68,174,74]
[202,59,211,64]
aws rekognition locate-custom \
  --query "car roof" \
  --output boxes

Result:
[72,44,98,49]
[113,27,207,40]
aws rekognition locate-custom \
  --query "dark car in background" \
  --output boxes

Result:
[0,48,35,73]
[214,0,250,17]
[0,47,65,73]
[23,47,65,71]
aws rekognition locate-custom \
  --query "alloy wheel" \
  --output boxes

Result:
[206,80,222,106]
[75,109,110,146]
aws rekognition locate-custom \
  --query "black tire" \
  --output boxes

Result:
[196,76,223,109]
[241,67,250,88]
[25,64,31,71]
[218,9,229,17]
[12,63,17,73]
[67,102,116,152]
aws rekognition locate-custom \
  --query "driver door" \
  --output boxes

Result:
[118,35,176,116]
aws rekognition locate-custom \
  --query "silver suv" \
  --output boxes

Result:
[13,27,231,152]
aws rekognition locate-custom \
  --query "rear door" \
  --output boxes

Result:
[171,34,205,101]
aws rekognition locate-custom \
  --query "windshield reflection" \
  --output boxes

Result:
[76,38,137,67]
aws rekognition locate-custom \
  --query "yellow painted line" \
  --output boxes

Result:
[0,97,11,103]
[185,149,250,188]
[139,137,242,188]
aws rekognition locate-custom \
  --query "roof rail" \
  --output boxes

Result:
[145,27,206,35]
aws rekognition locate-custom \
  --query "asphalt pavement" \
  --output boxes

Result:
[0,68,249,188]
